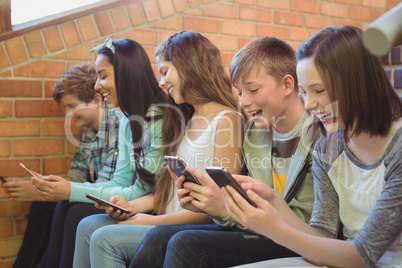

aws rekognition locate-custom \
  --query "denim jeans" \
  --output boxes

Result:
[130,224,299,268]
[73,214,154,268]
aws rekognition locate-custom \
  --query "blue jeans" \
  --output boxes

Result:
[73,214,154,268]
[130,224,299,268]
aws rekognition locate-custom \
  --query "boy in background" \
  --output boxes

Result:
[3,63,123,268]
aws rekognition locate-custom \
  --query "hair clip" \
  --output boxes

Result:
[90,37,115,54]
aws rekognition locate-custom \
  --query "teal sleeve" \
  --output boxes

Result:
[69,117,135,202]
[69,118,165,203]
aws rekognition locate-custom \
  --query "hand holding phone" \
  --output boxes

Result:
[205,167,256,207]
[19,163,40,179]
[164,156,201,185]
[86,194,131,214]
[0,176,7,184]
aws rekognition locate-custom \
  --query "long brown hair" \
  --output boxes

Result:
[297,25,402,138]
[153,31,247,214]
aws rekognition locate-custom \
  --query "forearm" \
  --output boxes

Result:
[270,223,365,268]
[129,194,155,214]
[154,210,212,226]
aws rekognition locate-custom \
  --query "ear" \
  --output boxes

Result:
[283,74,295,96]
[93,92,103,104]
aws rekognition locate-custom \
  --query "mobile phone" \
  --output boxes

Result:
[205,166,257,207]
[19,163,40,179]
[85,194,131,214]
[0,176,7,184]
[164,156,201,185]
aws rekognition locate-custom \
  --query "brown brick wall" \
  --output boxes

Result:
[0,0,401,265]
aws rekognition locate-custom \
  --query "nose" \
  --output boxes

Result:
[239,92,251,109]
[159,77,166,89]
[94,78,102,91]
[304,93,317,111]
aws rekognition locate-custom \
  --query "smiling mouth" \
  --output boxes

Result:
[168,87,173,95]
[315,112,332,122]
[249,110,262,118]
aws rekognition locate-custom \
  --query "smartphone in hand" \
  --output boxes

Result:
[0,176,7,184]
[19,163,40,179]
[205,167,257,207]
[86,194,131,214]
[164,156,201,185]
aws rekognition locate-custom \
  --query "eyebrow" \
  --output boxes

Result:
[97,69,105,74]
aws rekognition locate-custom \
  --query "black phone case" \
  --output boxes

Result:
[164,156,201,185]
[85,194,130,214]
[205,167,256,207]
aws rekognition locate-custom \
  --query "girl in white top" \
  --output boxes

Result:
[223,25,402,268]
[73,31,246,268]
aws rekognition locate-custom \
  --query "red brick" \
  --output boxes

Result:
[172,0,188,12]
[127,2,145,26]
[334,19,362,28]
[0,120,40,137]
[305,15,334,29]
[321,3,348,18]
[188,0,201,8]
[14,61,64,78]
[0,80,42,97]
[15,218,28,235]
[77,16,99,41]
[110,6,130,31]
[189,9,202,16]
[239,38,252,49]
[94,11,115,36]
[159,31,177,43]
[150,17,181,30]
[0,101,12,118]
[336,0,361,5]
[142,0,160,22]
[203,3,237,19]
[115,30,158,46]
[0,200,27,217]
[289,28,317,42]
[256,25,288,40]
[349,7,373,21]
[0,185,11,197]
[363,0,386,9]
[387,0,401,10]
[15,100,64,117]
[0,220,12,237]
[183,17,219,33]
[50,44,93,60]
[67,61,89,71]
[0,261,13,268]
[5,37,28,65]
[0,237,23,258]
[144,47,156,63]
[202,0,214,4]
[24,31,47,58]
[236,0,256,5]
[43,157,72,175]
[0,140,10,157]
[205,35,239,51]
[158,0,175,17]
[0,159,40,177]
[290,0,319,13]
[45,80,58,97]
[240,6,272,23]
[0,71,12,77]
[222,21,255,36]
[14,138,64,156]
[0,45,10,69]
[60,22,81,47]
[274,11,304,27]
[257,0,288,9]
[67,140,79,154]
[43,119,82,136]
[43,26,64,52]
[221,53,235,67]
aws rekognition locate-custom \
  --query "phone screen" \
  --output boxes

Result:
[205,167,256,207]
[164,156,201,185]
[86,194,131,214]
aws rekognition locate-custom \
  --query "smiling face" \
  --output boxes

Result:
[60,93,99,128]
[94,54,118,107]
[156,55,184,104]
[297,57,344,133]
[236,65,287,129]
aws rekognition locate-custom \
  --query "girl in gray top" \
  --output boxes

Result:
[223,25,402,268]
